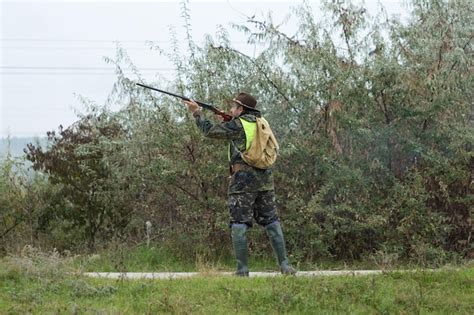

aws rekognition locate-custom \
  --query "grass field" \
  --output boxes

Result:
[0,248,473,314]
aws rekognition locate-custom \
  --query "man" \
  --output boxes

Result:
[183,93,296,276]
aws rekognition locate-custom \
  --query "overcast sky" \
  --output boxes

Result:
[0,0,409,138]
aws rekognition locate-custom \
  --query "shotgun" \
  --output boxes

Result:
[136,83,233,121]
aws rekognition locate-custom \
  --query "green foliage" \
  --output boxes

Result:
[0,147,53,255]
[24,112,130,249]
[1,0,472,263]
[0,156,24,255]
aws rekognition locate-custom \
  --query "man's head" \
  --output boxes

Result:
[230,92,258,117]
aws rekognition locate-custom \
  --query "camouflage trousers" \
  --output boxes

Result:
[228,190,279,227]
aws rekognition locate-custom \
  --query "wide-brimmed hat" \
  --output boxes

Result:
[232,92,259,112]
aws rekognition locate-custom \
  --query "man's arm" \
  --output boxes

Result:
[193,110,242,140]
[183,99,242,140]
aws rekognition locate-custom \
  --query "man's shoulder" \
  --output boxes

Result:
[227,117,243,127]
[218,117,245,134]
[239,113,260,123]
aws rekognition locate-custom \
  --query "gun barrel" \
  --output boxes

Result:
[136,83,214,107]
[136,82,233,121]
[135,83,189,101]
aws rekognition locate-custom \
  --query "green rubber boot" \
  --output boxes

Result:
[265,221,297,275]
[231,224,249,277]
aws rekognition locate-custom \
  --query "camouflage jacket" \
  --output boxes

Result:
[193,111,274,194]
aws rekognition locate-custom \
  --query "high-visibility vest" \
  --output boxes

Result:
[228,118,256,161]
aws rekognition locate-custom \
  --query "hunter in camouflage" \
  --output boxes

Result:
[183,92,296,276]
[194,112,275,195]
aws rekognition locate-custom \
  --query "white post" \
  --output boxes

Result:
[145,221,152,247]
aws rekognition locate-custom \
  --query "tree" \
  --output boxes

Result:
[25,112,128,250]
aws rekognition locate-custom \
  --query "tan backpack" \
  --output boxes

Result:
[240,117,279,169]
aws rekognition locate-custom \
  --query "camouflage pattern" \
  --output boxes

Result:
[228,191,279,227]
[194,111,275,194]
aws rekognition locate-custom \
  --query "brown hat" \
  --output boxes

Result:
[232,92,259,112]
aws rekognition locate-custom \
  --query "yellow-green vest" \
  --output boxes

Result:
[228,118,256,161]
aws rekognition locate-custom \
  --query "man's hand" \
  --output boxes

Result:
[183,99,201,113]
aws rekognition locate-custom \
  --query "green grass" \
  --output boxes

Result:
[1,253,473,314]
[71,245,198,272]
[1,247,472,314]
[1,267,473,314]
[69,245,273,273]
[68,245,438,273]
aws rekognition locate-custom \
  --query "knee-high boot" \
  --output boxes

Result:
[265,221,297,275]
[231,223,249,276]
